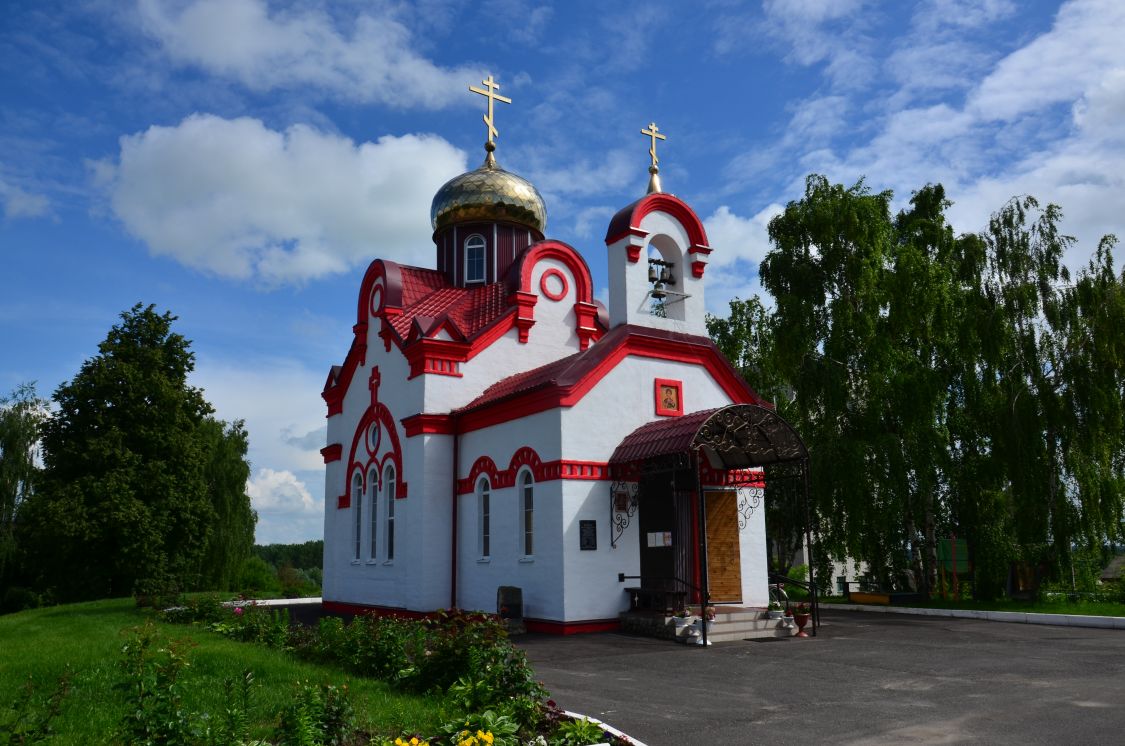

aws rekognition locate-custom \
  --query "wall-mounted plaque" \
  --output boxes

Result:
[579,520,597,550]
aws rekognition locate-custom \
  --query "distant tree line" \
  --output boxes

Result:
[254,539,323,570]
[0,304,257,611]
[709,176,1125,599]
[241,540,324,598]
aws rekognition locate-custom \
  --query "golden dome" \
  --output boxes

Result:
[430,154,547,235]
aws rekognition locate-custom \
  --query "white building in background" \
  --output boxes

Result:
[321,91,775,632]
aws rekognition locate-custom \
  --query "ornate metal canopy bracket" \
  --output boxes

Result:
[736,486,764,530]
[610,480,639,548]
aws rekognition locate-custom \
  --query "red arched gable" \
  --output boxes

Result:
[507,241,593,302]
[604,193,710,250]
[356,259,404,325]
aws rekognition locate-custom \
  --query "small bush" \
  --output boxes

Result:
[275,681,355,746]
[0,670,72,744]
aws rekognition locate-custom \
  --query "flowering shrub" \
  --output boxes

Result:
[456,729,495,746]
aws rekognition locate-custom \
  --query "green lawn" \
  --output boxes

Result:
[0,598,450,743]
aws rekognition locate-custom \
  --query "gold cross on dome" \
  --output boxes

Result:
[470,74,512,143]
[641,122,666,168]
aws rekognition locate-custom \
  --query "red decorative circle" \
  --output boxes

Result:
[370,284,384,316]
[539,269,568,301]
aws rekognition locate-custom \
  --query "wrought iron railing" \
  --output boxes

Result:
[618,573,713,645]
[769,572,820,635]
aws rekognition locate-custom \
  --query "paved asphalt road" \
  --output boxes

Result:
[516,609,1125,745]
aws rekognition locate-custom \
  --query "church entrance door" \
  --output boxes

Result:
[705,490,742,603]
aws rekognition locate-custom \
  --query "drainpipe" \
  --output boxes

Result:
[450,419,460,609]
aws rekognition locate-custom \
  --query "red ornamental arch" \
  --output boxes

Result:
[464,455,505,492]
[508,240,594,303]
[345,402,408,500]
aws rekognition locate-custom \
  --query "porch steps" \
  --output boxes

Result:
[618,607,796,643]
[706,608,795,642]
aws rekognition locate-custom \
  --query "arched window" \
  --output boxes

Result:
[352,473,363,561]
[384,464,396,561]
[368,468,378,560]
[464,234,486,284]
[520,471,534,557]
[478,477,491,558]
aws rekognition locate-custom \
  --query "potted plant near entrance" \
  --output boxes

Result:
[672,608,694,638]
[793,602,812,637]
[766,601,784,620]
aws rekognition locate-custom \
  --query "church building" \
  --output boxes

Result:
[320,77,782,633]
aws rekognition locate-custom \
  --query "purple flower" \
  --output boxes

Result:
[234,607,243,616]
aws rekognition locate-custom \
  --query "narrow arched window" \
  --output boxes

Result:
[520,471,534,557]
[464,234,486,284]
[368,468,378,560]
[478,477,491,558]
[384,464,396,561]
[352,473,363,561]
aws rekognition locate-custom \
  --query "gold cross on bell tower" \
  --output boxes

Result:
[641,122,667,194]
[470,75,512,166]
[641,122,666,168]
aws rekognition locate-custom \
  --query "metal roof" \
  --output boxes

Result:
[610,404,808,470]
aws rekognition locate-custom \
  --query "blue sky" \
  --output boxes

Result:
[2,0,1122,543]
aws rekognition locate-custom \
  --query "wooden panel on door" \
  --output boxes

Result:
[706,490,742,603]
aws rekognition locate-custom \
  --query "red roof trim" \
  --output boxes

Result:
[604,193,710,251]
[452,325,763,434]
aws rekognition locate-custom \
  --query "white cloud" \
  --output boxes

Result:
[101,113,466,284]
[968,0,1125,122]
[751,0,879,89]
[0,177,49,219]
[246,467,323,544]
[247,467,318,514]
[137,0,482,108]
[704,203,783,269]
[700,203,784,314]
[768,0,1124,276]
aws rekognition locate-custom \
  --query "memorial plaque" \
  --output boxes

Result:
[579,520,597,550]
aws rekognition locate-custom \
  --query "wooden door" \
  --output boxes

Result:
[706,490,742,603]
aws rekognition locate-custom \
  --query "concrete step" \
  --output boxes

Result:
[680,616,796,643]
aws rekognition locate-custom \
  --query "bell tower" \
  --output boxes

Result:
[603,123,712,335]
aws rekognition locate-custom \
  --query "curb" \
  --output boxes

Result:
[827,603,1125,630]
[564,710,648,746]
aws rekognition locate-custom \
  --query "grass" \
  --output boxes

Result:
[0,598,452,743]
[822,593,1125,617]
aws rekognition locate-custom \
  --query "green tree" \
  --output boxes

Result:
[0,383,48,581]
[19,304,254,600]
[717,175,1124,599]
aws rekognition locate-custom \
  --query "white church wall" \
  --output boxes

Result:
[454,410,565,618]
[737,488,770,607]
[456,474,565,620]
[560,356,735,461]
[323,335,424,609]
[399,433,455,610]
[561,479,640,621]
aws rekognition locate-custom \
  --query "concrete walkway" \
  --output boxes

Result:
[517,608,1125,744]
